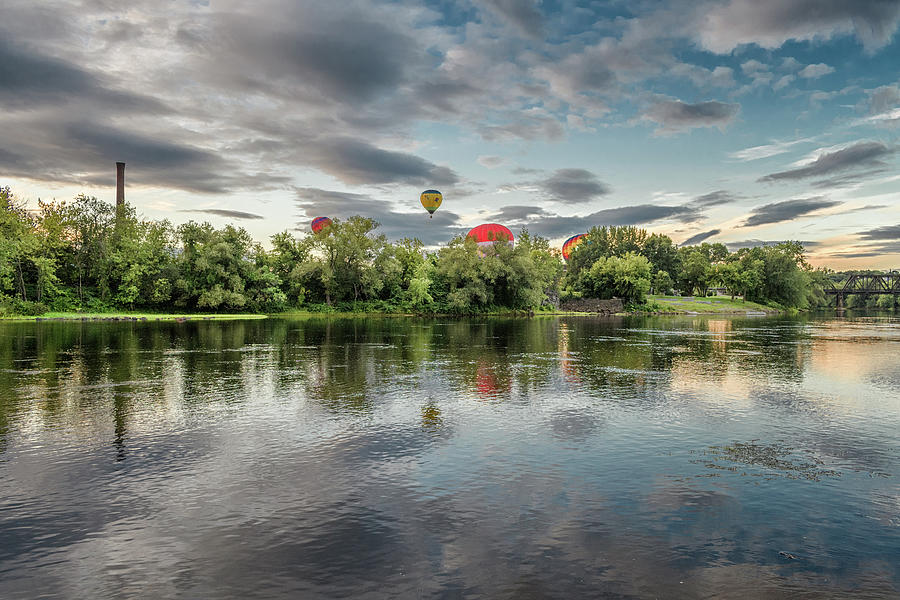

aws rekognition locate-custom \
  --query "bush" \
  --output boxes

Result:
[0,298,49,316]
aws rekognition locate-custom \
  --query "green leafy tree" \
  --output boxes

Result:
[641,233,679,280]
[652,269,673,295]
[577,252,652,303]
[677,248,712,296]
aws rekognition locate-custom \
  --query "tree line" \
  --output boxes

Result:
[1,187,841,315]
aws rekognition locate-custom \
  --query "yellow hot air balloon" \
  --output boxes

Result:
[420,189,442,218]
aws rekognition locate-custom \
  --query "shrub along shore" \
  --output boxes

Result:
[2,186,842,318]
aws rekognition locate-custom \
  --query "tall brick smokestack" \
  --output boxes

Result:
[116,161,126,209]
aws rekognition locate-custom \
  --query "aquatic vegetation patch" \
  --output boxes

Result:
[691,441,842,481]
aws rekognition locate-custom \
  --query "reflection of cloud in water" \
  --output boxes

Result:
[550,408,601,442]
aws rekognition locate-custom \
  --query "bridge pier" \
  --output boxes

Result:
[836,293,844,309]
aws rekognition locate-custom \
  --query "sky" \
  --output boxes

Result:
[2,0,899,268]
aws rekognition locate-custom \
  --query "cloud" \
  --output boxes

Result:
[727,239,822,250]
[180,209,265,220]
[482,201,706,241]
[309,138,459,187]
[681,229,721,245]
[810,168,889,189]
[481,112,566,142]
[0,39,167,113]
[696,0,900,53]
[293,187,463,245]
[729,138,814,161]
[477,156,507,169]
[538,169,611,204]
[0,116,261,194]
[773,74,796,91]
[868,84,900,115]
[689,190,741,208]
[741,197,842,227]
[642,99,740,134]
[213,8,419,105]
[482,0,543,38]
[798,63,835,79]
[758,141,895,182]
[857,224,900,241]
[824,240,900,258]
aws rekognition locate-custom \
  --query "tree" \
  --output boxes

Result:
[304,216,387,305]
[677,248,711,296]
[577,252,652,304]
[641,233,679,280]
[567,225,650,284]
[652,270,673,295]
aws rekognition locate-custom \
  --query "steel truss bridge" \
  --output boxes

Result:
[824,272,900,308]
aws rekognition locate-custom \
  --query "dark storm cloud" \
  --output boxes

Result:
[180,209,265,220]
[482,0,544,38]
[0,117,290,195]
[485,202,704,240]
[294,187,464,245]
[698,0,900,53]
[538,169,611,204]
[857,225,900,241]
[741,197,841,227]
[310,138,459,187]
[218,12,416,104]
[591,204,703,225]
[759,141,895,182]
[643,100,739,133]
[63,122,234,193]
[681,229,721,246]
[810,168,889,189]
[0,39,167,113]
[689,190,741,208]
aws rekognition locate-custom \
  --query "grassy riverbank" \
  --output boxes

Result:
[1,312,268,322]
[1,297,779,321]
[649,295,778,314]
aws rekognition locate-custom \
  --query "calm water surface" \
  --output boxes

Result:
[0,315,898,598]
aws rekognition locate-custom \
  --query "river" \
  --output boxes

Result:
[0,315,898,598]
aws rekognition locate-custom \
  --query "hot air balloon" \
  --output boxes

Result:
[420,189,442,218]
[311,216,332,234]
[466,223,514,252]
[562,234,586,260]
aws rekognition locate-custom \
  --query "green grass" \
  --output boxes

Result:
[649,295,777,314]
[1,312,268,322]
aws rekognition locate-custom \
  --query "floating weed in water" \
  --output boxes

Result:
[690,440,842,481]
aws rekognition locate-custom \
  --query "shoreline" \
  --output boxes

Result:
[2,308,783,322]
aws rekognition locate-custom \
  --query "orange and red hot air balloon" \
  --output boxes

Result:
[562,234,586,260]
[311,216,332,234]
[466,223,514,252]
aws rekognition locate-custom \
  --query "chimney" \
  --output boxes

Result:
[116,161,126,209]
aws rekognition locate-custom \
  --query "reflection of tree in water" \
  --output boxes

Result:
[561,316,668,400]
[421,401,443,431]
[436,318,559,401]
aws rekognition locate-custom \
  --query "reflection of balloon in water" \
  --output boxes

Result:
[562,234,586,260]
[475,362,510,400]
[466,223,514,252]
[311,216,332,234]
[420,190,442,218]
[476,364,499,399]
